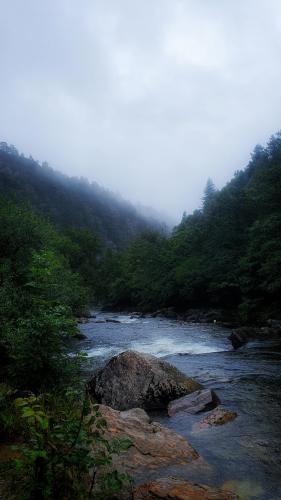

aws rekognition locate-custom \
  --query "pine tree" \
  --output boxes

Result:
[202,178,216,211]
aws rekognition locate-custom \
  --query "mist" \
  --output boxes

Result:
[1,0,281,221]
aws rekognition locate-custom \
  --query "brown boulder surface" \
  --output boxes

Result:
[89,351,202,410]
[168,389,220,416]
[193,408,237,432]
[133,477,239,499]
[95,405,199,474]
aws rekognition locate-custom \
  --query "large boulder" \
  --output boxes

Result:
[168,389,220,417]
[88,351,202,410]
[93,405,198,475]
[133,477,239,499]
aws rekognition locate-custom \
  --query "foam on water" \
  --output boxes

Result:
[116,315,138,324]
[86,346,122,358]
[129,336,226,357]
[79,313,231,362]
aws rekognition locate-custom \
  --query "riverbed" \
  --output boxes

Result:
[76,312,281,500]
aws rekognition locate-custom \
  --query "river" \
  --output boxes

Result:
[76,311,281,500]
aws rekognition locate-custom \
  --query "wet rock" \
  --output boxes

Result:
[151,308,178,319]
[163,308,178,319]
[133,477,238,499]
[193,407,237,432]
[183,309,238,326]
[168,389,220,416]
[73,332,87,340]
[151,309,162,318]
[130,312,143,319]
[229,326,281,349]
[88,351,202,410]
[83,310,97,319]
[229,327,258,349]
[106,318,121,323]
[95,405,198,475]
[77,317,89,324]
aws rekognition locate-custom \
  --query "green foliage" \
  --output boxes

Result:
[0,196,132,498]
[0,200,89,390]
[1,391,131,499]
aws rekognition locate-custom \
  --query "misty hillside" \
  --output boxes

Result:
[0,142,163,247]
[97,133,281,321]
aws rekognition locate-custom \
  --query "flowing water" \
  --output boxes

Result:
[76,312,281,500]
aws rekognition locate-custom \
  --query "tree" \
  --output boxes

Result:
[202,178,216,211]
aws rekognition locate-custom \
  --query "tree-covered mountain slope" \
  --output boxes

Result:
[98,133,281,322]
[0,142,163,247]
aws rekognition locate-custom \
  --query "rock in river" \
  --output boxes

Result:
[229,325,281,349]
[88,351,202,410]
[168,389,220,416]
[94,405,198,474]
[133,477,239,499]
[193,407,237,432]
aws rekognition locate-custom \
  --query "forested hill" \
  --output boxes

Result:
[0,142,164,247]
[98,133,281,322]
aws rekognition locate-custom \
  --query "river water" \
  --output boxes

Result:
[76,312,281,500]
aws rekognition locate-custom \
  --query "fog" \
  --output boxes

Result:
[1,0,281,221]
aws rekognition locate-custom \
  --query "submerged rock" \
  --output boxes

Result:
[193,407,237,432]
[133,477,239,499]
[222,479,264,499]
[88,351,202,410]
[94,405,198,475]
[168,389,220,416]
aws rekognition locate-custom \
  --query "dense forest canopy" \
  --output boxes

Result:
[0,142,165,248]
[0,134,281,322]
[96,133,281,322]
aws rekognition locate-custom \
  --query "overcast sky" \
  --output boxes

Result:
[1,0,281,221]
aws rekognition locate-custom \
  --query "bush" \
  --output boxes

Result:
[1,390,131,499]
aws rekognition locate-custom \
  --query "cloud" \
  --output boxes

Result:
[0,0,281,221]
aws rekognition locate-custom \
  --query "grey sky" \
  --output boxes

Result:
[1,0,281,221]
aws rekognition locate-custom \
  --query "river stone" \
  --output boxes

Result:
[229,326,281,349]
[229,327,259,349]
[88,350,202,410]
[93,405,198,475]
[133,477,239,499]
[73,332,87,340]
[193,407,237,432]
[168,389,220,416]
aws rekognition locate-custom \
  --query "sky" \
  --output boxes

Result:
[1,0,281,222]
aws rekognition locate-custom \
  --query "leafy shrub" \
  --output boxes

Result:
[2,390,131,499]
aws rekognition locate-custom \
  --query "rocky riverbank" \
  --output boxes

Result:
[88,351,239,499]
